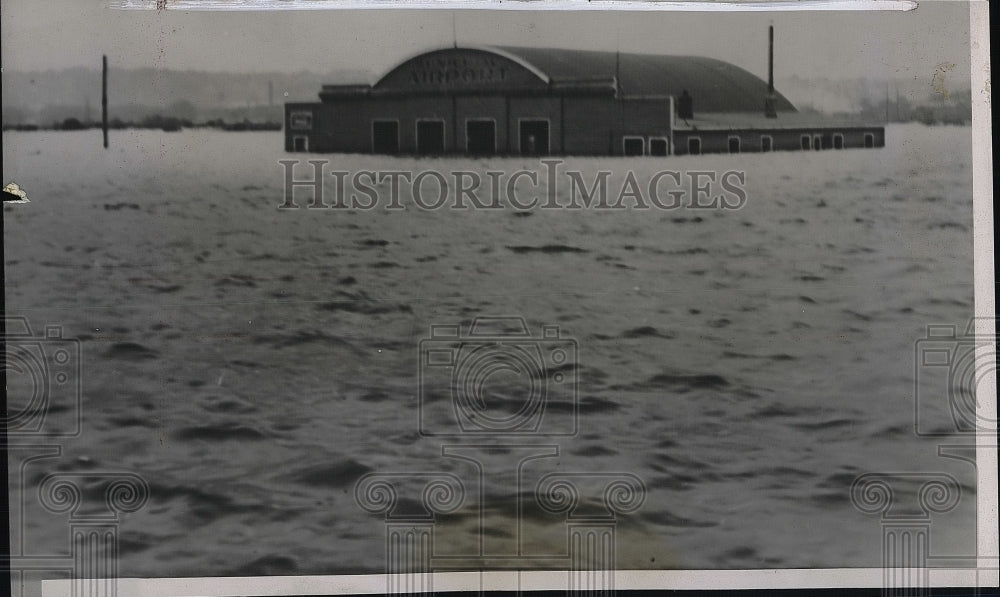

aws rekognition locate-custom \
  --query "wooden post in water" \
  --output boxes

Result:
[102,55,109,148]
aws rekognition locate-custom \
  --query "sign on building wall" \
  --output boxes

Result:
[376,49,547,92]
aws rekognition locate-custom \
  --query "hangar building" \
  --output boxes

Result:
[284,42,884,156]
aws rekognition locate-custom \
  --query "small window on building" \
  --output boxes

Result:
[688,137,701,155]
[623,136,645,156]
[814,135,823,150]
[728,136,741,154]
[290,111,313,130]
[864,133,875,148]
[292,136,308,152]
[649,138,669,157]
[761,136,773,152]
[833,134,844,149]
[801,135,811,150]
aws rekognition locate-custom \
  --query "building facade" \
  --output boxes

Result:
[285,46,884,156]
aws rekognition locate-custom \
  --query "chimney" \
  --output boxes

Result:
[764,24,778,118]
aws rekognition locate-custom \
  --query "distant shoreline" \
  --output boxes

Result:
[3,120,974,134]
[2,119,282,133]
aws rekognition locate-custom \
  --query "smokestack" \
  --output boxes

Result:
[764,24,778,118]
[768,25,774,93]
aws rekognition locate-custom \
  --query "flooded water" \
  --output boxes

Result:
[4,124,978,583]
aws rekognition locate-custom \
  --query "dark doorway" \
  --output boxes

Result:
[833,134,845,149]
[728,137,741,154]
[864,133,875,148]
[677,90,694,120]
[650,138,668,157]
[417,120,446,155]
[466,120,496,155]
[372,121,399,154]
[519,120,549,155]
[293,136,308,152]
[687,137,701,155]
[761,136,773,152]
[623,137,644,156]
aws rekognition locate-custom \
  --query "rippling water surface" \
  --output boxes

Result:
[4,125,978,582]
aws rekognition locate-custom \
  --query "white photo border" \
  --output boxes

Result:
[27,0,998,594]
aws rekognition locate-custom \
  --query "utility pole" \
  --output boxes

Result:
[885,79,890,123]
[102,55,109,148]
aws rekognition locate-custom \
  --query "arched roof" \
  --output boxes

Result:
[493,46,797,113]
[370,45,796,113]
[374,46,552,87]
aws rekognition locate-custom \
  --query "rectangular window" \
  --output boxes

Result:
[649,138,669,157]
[417,120,446,155]
[761,136,773,152]
[728,136,741,154]
[623,136,645,156]
[864,133,875,148]
[833,134,844,149]
[289,111,313,130]
[801,135,811,150]
[688,137,701,155]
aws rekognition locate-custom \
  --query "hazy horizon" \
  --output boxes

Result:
[2,66,972,127]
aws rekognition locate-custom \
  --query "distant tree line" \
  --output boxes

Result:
[2,99,285,131]
[3,115,282,132]
[856,89,973,125]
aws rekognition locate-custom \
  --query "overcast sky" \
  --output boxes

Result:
[1,1,972,86]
